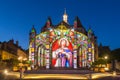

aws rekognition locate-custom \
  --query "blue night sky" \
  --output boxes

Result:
[0,0,120,50]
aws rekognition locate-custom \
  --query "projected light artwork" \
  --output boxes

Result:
[29,11,98,69]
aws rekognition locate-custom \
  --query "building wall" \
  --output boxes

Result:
[17,48,27,60]
[29,16,98,68]
[29,25,97,68]
[1,50,17,60]
[0,40,28,61]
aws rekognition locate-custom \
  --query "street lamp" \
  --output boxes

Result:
[18,57,23,67]
[104,56,108,60]
[4,69,8,75]
[18,56,23,62]
[104,56,109,71]
[23,58,27,61]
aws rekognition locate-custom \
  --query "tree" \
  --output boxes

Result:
[92,58,106,67]
[111,48,120,61]
[98,44,112,62]
[3,58,19,70]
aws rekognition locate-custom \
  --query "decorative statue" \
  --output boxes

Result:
[52,38,73,67]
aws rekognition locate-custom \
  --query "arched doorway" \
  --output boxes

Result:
[78,45,88,68]
[37,45,46,67]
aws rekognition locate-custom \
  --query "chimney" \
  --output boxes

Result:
[9,39,14,43]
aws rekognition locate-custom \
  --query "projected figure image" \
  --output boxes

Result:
[52,38,73,67]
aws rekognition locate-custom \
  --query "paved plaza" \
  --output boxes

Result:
[1,69,120,80]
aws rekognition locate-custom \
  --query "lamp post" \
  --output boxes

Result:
[104,56,108,66]
[104,56,109,71]
[18,56,24,79]
[18,57,23,67]
[105,56,108,66]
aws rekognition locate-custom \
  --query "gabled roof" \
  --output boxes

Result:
[40,17,87,35]
[54,21,72,29]
[41,17,53,32]
[74,16,83,28]
[74,16,87,35]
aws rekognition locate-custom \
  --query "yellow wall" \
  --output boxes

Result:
[17,49,27,60]
[0,49,27,60]
[1,50,17,60]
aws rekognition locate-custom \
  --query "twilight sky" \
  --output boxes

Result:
[0,0,120,50]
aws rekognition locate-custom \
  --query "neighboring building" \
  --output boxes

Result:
[29,10,98,69]
[98,43,111,58]
[111,48,120,70]
[17,47,28,60]
[0,40,18,60]
[0,39,27,60]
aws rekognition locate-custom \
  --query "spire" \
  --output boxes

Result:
[31,25,36,33]
[74,17,78,28]
[41,17,53,32]
[63,8,68,23]
[88,26,93,38]
[74,16,87,34]
[74,16,83,27]
[46,17,52,28]
[88,27,92,34]
[64,8,66,14]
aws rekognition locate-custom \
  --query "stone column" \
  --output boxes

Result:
[46,45,50,69]
[73,45,77,69]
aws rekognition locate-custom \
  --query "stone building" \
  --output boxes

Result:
[0,39,27,60]
[29,11,98,69]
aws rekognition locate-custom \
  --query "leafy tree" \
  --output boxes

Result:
[92,58,106,67]
[3,58,19,69]
[98,44,112,62]
[111,48,120,61]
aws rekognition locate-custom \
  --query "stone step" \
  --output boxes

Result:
[25,69,93,74]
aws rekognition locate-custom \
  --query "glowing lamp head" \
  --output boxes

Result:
[4,69,8,74]
[104,56,108,59]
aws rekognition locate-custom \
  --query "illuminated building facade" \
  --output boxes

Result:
[29,11,98,69]
[0,39,27,60]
